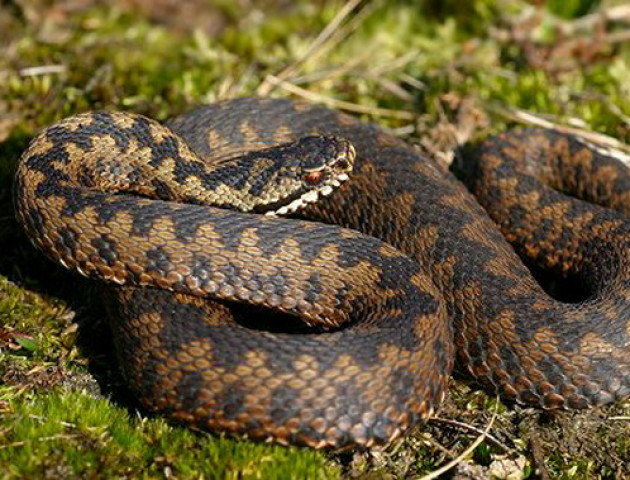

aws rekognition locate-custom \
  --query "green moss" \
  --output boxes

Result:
[0,391,337,479]
[547,0,600,18]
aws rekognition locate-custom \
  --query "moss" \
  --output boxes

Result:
[547,0,601,18]
[1,0,630,477]
[0,391,338,479]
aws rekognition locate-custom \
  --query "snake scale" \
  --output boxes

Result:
[14,97,630,449]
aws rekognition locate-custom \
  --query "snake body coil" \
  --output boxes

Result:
[14,97,630,449]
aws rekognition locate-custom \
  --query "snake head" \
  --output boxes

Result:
[256,135,356,216]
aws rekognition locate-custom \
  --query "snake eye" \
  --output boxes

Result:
[303,170,325,186]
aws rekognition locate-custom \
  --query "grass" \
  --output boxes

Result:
[1,0,630,478]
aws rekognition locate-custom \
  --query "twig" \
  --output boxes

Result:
[429,416,513,453]
[417,401,500,480]
[418,432,458,459]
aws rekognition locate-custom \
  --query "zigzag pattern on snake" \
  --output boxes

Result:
[14,97,630,449]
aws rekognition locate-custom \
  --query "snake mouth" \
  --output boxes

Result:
[265,170,351,216]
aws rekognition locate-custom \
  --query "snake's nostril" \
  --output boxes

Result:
[335,158,350,171]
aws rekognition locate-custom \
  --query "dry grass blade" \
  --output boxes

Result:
[257,0,364,95]
[558,4,630,34]
[295,0,379,76]
[262,75,415,120]
[492,104,630,166]
[287,48,373,86]
[19,65,66,77]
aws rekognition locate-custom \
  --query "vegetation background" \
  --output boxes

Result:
[1,0,630,478]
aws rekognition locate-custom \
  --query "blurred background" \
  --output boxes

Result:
[1,1,630,479]
[3,0,630,144]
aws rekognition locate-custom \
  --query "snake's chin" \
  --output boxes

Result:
[266,172,350,217]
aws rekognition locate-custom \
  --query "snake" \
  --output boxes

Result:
[14,97,630,449]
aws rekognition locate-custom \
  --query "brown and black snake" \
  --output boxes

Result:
[14,97,630,449]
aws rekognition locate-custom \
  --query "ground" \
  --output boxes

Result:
[1,0,630,478]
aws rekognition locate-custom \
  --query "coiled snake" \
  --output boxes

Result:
[14,97,630,449]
